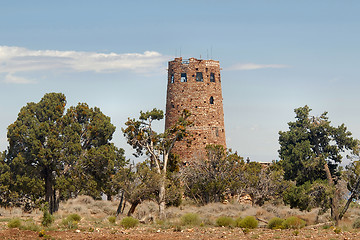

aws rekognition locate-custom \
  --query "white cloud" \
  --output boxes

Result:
[0,46,168,77]
[4,73,36,84]
[227,63,289,71]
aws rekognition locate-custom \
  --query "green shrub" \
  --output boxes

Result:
[62,217,78,229]
[237,216,258,229]
[120,217,139,229]
[68,213,81,222]
[20,219,41,231]
[322,224,331,229]
[282,216,305,229]
[62,214,81,229]
[181,213,201,226]
[267,217,284,229]
[8,218,21,228]
[235,217,242,227]
[353,217,360,229]
[41,210,54,227]
[216,216,235,227]
[108,216,116,224]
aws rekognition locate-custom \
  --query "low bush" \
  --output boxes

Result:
[120,216,139,229]
[181,213,201,226]
[20,219,41,231]
[68,213,81,222]
[282,216,305,229]
[8,218,21,228]
[267,217,284,229]
[108,216,116,224]
[237,216,258,229]
[216,216,235,227]
[41,210,54,227]
[235,217,242,227]
[62,214,81,229]
[62,217,78,229]
[353,217,360,229]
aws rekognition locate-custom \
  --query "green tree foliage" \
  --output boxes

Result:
[339,159,360,219]
[2,93,125,213]
[278,105,359,223]
[183,145,286,205]
[122,108,191,219]
[114,160,159,216]
[242,161,290,206]
[182,145,244,204]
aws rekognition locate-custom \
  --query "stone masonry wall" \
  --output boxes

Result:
[165,57,226,162]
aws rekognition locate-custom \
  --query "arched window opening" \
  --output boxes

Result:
[210,72,215,82]
[170,74,174,83]
[181,73,187,82]
[210,96,214,104]
[196,72,203,82]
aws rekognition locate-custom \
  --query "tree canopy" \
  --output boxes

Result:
[278,105,359,223]
[1,93,126,213]
[279,105,358,185]
[122,108,191,219]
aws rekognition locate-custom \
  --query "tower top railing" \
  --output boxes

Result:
[182,59,189,64]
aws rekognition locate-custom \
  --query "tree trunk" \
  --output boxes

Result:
[107,194,112,201]
[339,194,354,220]
[127,200,140,216]
[323,162,339,225]
[339,176,360,220]
[45,169,55,214]
[158,177,166,220]
[116,191,125,216]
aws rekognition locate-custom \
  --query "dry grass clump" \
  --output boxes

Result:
[7,218,21,228]
[58,195,118,218]
[132,201,158,220]
[20,219,41,231]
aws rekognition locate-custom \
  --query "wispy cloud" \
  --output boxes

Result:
[4,73,36,84]
[227,63,289,71]
[0,46,168,83]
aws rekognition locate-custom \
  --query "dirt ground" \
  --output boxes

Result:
[1,226,360,240]
[1,197,360,239]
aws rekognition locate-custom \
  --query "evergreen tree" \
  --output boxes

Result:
[279,105,359,223]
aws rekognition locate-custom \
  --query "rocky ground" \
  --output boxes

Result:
[1,196,360,239]
[1,226,360,240]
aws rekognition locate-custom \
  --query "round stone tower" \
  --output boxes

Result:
[165,57,226,161]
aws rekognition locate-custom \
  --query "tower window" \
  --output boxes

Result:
[210,73,215,82]
[170,74,174,83]
[181,73,187,82]
[210,96,214,104]
[196,72,203,82]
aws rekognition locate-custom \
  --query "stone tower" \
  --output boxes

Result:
[165,57,226,161]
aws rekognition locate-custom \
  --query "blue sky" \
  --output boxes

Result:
[1,1,360,162]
